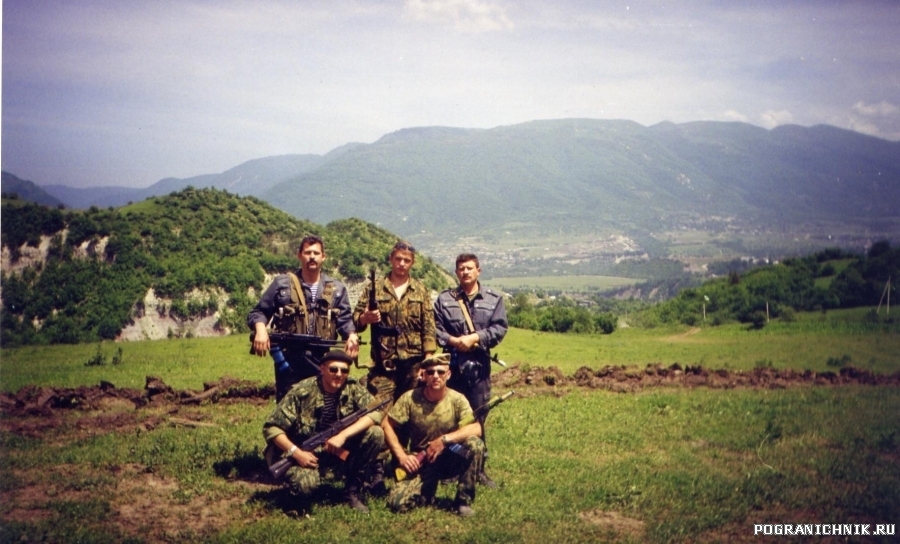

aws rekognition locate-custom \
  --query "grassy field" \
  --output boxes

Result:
[483,275,639,293]
[1,312,899,543]
[5,308,895,393]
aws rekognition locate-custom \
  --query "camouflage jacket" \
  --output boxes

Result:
[388,388,474,452]
[262,376,382,445]
[353,275,437,365]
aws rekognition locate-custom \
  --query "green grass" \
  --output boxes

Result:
[484,275,639,293]
[2,308,898,393]
[2,384,898,543]
[2,313,899,543]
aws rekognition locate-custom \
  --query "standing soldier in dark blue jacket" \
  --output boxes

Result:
[248,235,360,401]
[433,253,507,488]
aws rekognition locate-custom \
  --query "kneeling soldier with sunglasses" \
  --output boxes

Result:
[383,354,485,517]
[263,351,384,513]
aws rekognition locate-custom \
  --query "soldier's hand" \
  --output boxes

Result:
[360,309,381,325]
[294,450,318,469]
[455,333,479,352]
[253,328,271,356]
[398,452,420,474]
[344,334,360,358]
[324,435,347,455]
[425,437,445,462]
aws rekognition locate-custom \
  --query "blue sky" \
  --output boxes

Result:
[2,0,899,188]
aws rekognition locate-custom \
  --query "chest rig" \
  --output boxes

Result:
[271,272,338,340]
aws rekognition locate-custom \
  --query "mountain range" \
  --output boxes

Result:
[9,118,900,246]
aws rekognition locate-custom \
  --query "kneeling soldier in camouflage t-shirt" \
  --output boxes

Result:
[383,354,485,517]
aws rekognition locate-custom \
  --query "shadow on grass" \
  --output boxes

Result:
[248,485,350,517]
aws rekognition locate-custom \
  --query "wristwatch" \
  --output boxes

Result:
[441,435,451,445]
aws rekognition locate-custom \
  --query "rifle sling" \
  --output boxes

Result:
[454,289,477,335]
[287,272,311,334]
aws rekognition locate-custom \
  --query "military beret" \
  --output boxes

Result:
[421,353,452,368]
[320,350,354,365]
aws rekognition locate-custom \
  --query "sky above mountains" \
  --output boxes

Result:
[3,0,899,189]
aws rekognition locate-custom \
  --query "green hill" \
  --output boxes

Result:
[0,188,451,347]
[263,120,900,242]
[636,242,900,328]
[1,172,65,207]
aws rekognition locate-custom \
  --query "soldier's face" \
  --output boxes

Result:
[423,365,450,391]
[455,260,480,289]
[298,243,325,272]
[390,250,414,279]
[321,362,350,393]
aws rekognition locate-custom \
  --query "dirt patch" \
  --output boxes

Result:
[579,509,645,539]
[110,464,268,540]
[492,363,900,396]
[0,375,274,418]
[0,462,270,542]
[2,365,897,421]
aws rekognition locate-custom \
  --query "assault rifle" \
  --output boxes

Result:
[268,396,390,479]
[394,390,515,481]
[367,268,381,354]
[249,332,365,375]
[366,268,401,359]
[249,331,355,354]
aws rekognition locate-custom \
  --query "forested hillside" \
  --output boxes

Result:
[0,188,451,347]
[638,242,899,328]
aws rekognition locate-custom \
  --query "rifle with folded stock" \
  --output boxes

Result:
[268,396,390,479]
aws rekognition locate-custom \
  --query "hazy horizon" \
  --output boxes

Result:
[3,0,899,189]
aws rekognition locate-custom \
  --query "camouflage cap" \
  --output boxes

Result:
[420,353,451,368]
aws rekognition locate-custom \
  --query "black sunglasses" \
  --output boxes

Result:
[424,368,447,376]
[327,366,350,375]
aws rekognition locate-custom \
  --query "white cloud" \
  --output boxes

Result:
[759,110,793,129]
[852,100,899,117]
[721,110,749,123]
[404,0,513,32]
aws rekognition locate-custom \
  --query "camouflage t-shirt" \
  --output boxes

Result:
[388,388,473,452]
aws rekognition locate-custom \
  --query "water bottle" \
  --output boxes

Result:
[271,345,290,374]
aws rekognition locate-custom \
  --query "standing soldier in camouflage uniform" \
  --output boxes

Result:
[353,240,436,494]
[433,253,507,489]
[249,235,359,401]
[383,354,484,517]
[353,240,436,401]
[262,351,384,513]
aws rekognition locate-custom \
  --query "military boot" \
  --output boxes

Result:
[345,474,370,514]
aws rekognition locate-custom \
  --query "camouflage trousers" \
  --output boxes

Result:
[365,358,423,413]
[388,435,484,512]
[283,426,384,499]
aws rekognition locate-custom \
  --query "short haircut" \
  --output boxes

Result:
[455,253,480,269]
[390,240,416,259]
[298,235,325,253]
